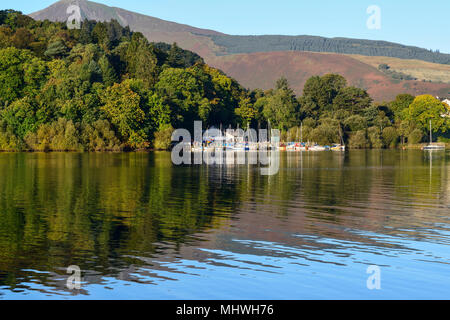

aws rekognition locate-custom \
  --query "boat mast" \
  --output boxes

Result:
[300,122,303,143]
[430,119,432,144]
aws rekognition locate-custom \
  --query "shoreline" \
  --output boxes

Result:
[0,144,448,153]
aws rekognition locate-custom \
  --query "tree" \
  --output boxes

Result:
[300,74,347,118]
[98,55,118,86]
[44,40,68,59]
[1,97,39,138]
[389,93,414,120]
[263,77,299,130]
[310,119,340,145]
[125,33,158,87]
[153,124,174,150]
[0,47,34,103]
[349,130,368,149]
[407,95,449,136]
[101,80,148,147]
[166,42,186,68]
[333,86,372,114]
[11,27,33,49]
[382,127,398,148]
[235,95,257,127]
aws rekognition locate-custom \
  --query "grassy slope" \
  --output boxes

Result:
[208,51,450,101]
[346,55,450,84]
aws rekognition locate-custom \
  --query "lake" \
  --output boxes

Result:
[0,150,449,299]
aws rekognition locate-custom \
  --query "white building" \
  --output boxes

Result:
[442,99,450,107]
[441,99,450,118]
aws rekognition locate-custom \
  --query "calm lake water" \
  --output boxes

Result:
[0,150,449,300]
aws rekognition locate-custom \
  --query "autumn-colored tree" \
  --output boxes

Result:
[407,95,449,135]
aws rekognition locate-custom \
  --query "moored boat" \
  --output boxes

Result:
[286,143,296,151]
[331,144,346,151]
[422,120,445,151]
[309,145,326,151]
[422,144,445,151]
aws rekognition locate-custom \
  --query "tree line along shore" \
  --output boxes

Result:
[0,10,449,152]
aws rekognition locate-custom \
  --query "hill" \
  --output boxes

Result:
[209,34,450,65]
[210,52,450,101]
[25,0,450,100]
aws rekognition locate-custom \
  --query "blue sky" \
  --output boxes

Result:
[8,0,450,53]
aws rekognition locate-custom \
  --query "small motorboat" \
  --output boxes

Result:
[331,144,346,151]
[295,143,307,151]
[422,144,445,151]
[286,143,296,151]
[309,145,326,151]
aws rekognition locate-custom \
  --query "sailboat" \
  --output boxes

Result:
[331,125,346,151]
[286,127,298,151]
[422,120,445,151]
[295,123,307,151]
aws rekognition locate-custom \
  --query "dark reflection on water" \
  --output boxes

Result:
[0,150,449,299]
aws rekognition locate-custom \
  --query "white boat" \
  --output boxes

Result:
[203,146,215,152]
[423,144,445,151]
[422,120,446,151]
[331,144,346,151]
[309,145,326,151]
[286,143,296,151]
[231,143,246,151]
[191,142,203,152]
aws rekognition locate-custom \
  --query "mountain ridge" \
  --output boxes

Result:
[27,0,450,100]
[29,0,450,64]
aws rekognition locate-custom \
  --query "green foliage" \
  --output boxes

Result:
[348,130,368,149]
[101,80,148,148]
[408,128,424,144]
[382,127,399,148]
[235,95,257,127]
[0,10,446,151]
[80,119,122,151]
[0,122,24,151]
[262,77,300,130]
[310,119,340,145]
[0,47,34,103]
[368,126,383,148]
[0,11,245,151]
[25,118,83,151]
[407,95,450,135]
[153,125,174,150]
[155,42,203,68]
[44,40,68,58]
[389,94,415,120]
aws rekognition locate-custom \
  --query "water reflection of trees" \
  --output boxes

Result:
[0,150,447,291]
[0,152,243,289]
